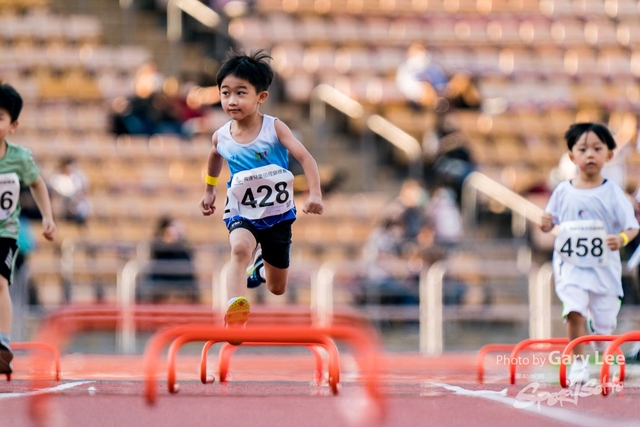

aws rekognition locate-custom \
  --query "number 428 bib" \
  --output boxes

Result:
[555,220,608,267]
[223,164,295,220]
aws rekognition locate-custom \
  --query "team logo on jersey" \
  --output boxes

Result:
[578,209,586,218]
[254,151,268,160]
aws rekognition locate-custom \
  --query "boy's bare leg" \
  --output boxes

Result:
[0,278,11,334]
[227,228,257,298]
[264,262,288,296]
[0,277,13,374]
[225,228,256,332]
[567,311,586,357]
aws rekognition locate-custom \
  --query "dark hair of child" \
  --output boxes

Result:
[216,49,274,93]
[564,122,617,151]
[0,83,23,122]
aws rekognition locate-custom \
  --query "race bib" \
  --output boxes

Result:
[223,164,294,220]
[554,220,608,267]
[0,173,20,221]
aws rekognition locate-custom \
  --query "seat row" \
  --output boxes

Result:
[231,12,640,49]
[255,0,640,19]
[0,12,101,44]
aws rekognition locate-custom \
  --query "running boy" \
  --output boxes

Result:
[199,50,323,327]
[0,83,56,374]
[541,122,639,385]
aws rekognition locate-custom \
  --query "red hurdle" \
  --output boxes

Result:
[477,344,516,384]
[600,330,640,396]
[174,338,338,394]
[509,338,569,384]
[24,305,383,424]
[3,342,61,382]
[477,342,568,384]
[201,341,329,386]
[558,335,625,388]
[143,324,386,420]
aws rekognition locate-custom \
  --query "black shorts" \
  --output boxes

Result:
[0,238,18,285]
[228,219,293,269]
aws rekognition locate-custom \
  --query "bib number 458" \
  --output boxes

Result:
[559,237,604,258]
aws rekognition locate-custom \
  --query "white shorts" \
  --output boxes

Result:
[556,284,621,335]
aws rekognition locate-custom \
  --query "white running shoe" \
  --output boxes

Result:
[568,359,590,386]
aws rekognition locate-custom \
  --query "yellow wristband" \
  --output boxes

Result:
[205,175,219,186]
[620,232,630,247]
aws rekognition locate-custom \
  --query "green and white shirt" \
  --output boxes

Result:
[0,141,39,239]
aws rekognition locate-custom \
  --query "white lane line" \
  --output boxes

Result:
[0,381,94,400]
[426,382,637,427]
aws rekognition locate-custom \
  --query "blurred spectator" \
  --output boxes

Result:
[427,114,475,205]
[396,43,481,113]
[48,156,91,227]
[110,63,194,138]
[358,216,419,306]
[443,73,481,110]
[426,186,463,253]
[395,43,448,110]
[356,179,435,306]
[140,216,199,304]
[383,178,431,246]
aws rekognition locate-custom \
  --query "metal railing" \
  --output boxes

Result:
[420,259,541,356]
[310,257,549,356]
[117,258,215,352]
[310,84,423,187]
[166,0,221,77]
[461,171,559,237]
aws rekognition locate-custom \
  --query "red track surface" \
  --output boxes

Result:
[1,304,638,426]
[2,352,640,427]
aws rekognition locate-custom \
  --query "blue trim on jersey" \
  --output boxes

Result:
[224,207,297,231]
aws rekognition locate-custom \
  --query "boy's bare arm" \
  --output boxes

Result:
[275,120,323,215]
[540,212,554,233]
[29,175,56,241]
[200,132,224,216]
[624,228,639,242]
[607,228,640,251]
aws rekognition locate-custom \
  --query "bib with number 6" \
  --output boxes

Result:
[555,220,608,267]
[223,164,295,220]
[0,173,20,221]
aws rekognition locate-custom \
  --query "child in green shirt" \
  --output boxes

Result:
[0,83,56,375]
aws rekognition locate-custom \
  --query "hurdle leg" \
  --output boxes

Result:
[600,331,640,396]
[559,335,625,388]
[200,340,216,384]
[476,344,515,384]
[509,338,569,384]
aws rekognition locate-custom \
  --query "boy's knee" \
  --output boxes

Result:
[229,242,253,261]
[267,282,286,296]
[566,311,585,322]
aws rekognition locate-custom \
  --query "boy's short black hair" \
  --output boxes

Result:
[564,122,616,151]
[0,83,23,123]
[216,49,274,93]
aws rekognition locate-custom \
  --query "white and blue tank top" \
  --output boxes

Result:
[216,115,296,229]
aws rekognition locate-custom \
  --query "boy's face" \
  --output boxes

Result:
[219,75,268,120]
[0,108,18,141]
[569,131,613,177]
